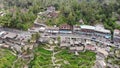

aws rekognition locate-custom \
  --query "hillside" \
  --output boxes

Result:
[0,0,120,31]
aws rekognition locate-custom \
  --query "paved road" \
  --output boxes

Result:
[0,27,32,35]
[0,27,115,47]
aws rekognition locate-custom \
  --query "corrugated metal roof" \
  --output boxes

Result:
[0,31,6,36]
[80,25,111,33]
[95,26,110,33]
[3,32,17,39]
[80,25,95,30]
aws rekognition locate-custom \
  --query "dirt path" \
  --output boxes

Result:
[12,55,21,68]
[43,44,62,68]
[51,46,61,68]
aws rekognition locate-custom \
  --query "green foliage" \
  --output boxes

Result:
[55,49,96,68]
[0,49,16,68]
[31,32,40,42]
[1,0,120,30]
[13,58,26,68]
[30,44,96,68]
[30,46,52,68]
[0,10,36,30]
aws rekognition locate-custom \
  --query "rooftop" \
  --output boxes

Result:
[0,31,6,36]
[116,21,120,25]
[97,48,108,56]
[96,60,106,67]
[73,25,81,30]
[3,32,17,39]
[46,27,59,30]
[114,29,120,36]
[59,24,72,30]
[80,25,111,33]
[47,6,55,12]
[80,25,95,30]
[95,25,111,33]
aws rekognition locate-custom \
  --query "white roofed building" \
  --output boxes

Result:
[95,27,111,34]
[79,25,95,35]
[80,25,95,30]
[79,24,111,35]
[28,27,45,33]
[73,25,112,39]
[0,31,6,37]
[94,24,111,34]
[94,24,111,39]
[45,27,59,34]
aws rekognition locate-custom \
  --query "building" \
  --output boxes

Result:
[28,27,45,33]
[34,22,46,27]
[97,48,109,58]
[39,37,50,43]
[38,6,59,18]
[59,24,73,34]
[28,22,46,33]
[115,49,120,59]
[73,25,81,33]
[73,24,111,43]
[48,11,59,18]
[0,31,6,37]
[79,19,84,24]
[16,33,31,42]
[94,24,111,39]
[0,11,6,16]
[2,32,17,39]
[0,44,9,48]
[4,33,17,39]
[79,25,111,37]
[60,36,85,51]
[45,27,59,34]
[60,37,70,47]
[114,29,120,36]
[85,44,96,51]
[113,29,120,45]
[95,60,106,68]
[116,21,120,25]
[47,6,56,13]
[70,46,84,52]
[79,25,95,35]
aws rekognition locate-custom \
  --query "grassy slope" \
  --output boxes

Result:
[30,47,53,68]
[55,50,96,68]
[0,48,16,68]
[30,44,96,68]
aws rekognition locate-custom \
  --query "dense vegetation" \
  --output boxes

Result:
[0,48,16,68]
[0,10,36,30]
[0,0,120,31]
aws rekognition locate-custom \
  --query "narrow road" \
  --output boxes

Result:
[51,46,62,68]
[52,46,55,66]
